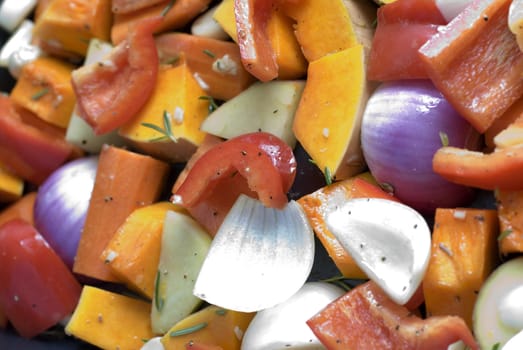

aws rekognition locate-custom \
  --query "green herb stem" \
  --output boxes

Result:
[169,322,207,337]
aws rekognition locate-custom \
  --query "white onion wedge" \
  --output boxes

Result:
[193,194,315,313]
[509,0,523,51]
[434,0,472,22]
[241,282,345,350]
[326,198,431,305]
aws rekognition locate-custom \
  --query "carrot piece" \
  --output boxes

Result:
[0,192,36,227]
[73,145,170,282]
[496,189,523,255]
[297,176,400,279]
[110,0,212,45]
[432,145,523,191]
[101,202,185,299]
[155,33,256,101]
[419,0,523,133]
[423,208,499,329]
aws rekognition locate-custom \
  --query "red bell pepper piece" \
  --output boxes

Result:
[173,132,296,212]
[234,0,279,82]
[367,0,447,81]
[72,16,162,135]
[419,0,523,133]
[307,281,479,350]
[0,95,74,185]
[0,219,82,338]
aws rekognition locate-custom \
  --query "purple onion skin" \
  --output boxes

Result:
[361,80,480,215]
[34,156,98,269]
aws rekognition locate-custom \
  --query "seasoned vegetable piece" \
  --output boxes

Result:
[112,0,165,14]
[151,210,211,334]
[10,57,76,128]
[161,305,255,350]
[367,0,447,80]
[111,0,212,44]
[423,208,500,329]
[0,219,82,338]
[307,281,479,350]
[496,189,523,255]
[119,61,210,163]
[73,145,170,282]
[298,176,399,279]
[0,192,36,227]
[293,45,373,181]
[0,95,76,185]
[101,202,183,299]
[174,131,296,210]
[155,32,256,101]
[0,161,24,202]
[32,0,112,59]
[65,286,155,349]
[419,0,523,133]
[72,16,161,135]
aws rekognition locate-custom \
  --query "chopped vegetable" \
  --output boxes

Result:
[419,0,523,133]
[72,15,161,135]
[423,208,500,329]
[73,145,170,282]
[65,286,155,349]
[0,219,82,338]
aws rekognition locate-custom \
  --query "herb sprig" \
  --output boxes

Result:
[141,110,178,143]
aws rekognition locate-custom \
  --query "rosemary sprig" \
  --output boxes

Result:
[161,0,176,17]
[498,229,513,241]
[169,322,207,337]
[154,270,165,312]
[203,49,216,58]
[439,131,449,147]
[199,95,219,113]
[141,110,178,143]
[31,88,49,101]
[324,166,333,185]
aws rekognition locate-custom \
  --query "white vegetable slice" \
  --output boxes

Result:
[509,0,523,51]
[193,194,315,313]
[200,80,305,148]
[151,211,212,334]
[0,0,37,32]
[191,4,229,40]
[473,257,523,349]
[503,329,523,350]
[0,20,38,69]
[140,337,165,350]
[326,198,431,305]
[241,282,345,350]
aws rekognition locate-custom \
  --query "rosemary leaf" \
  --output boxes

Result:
[31,88,49,101]
[324,167,333,185]
[141,122,168,136]
[161,0,176,17]
[154,270,164,312]
[198,95,219,113]
[169,322,207,337]
[498,229,513,241]
[439,131,449,147]
[203,49,216,58]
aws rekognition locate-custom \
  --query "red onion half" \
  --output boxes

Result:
[360,80,480,215]
[34,156,98,269]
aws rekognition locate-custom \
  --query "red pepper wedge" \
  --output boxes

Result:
[0,95,74,185]
[173,132,296,210]
[433,144,523,191]
[72,16,161,135]
[0,219,82,338]
[418,0,523,133]
[307,281,479,350]
[368,0,447,81]
[234,0,279,82]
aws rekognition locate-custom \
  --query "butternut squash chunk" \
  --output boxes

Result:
[65,285,155,349]
[212,0,307,79]
[111,0,212,45]
[292,45,375,180]
[32,0,112,59]
[10,57,76,129]
[118,62,210,163]
[161,305,255,350]
[0,192,36,227]
[484,97,523,151]
[298,176,399,279]
[0,162,24,203]
[496,189,523,255]
[155,33,255,101]
[280,0,376,62]
[101,202,184,299]
[423,208,500,329]
[73,145,170,282]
